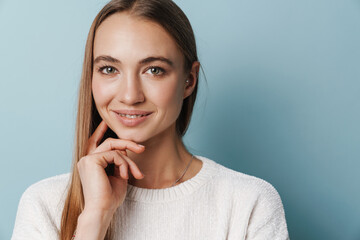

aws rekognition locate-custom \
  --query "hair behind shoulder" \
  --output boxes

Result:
[60,0,199,239]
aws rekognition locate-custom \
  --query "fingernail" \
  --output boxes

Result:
[137,144,145,148]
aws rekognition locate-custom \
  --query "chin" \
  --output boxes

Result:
[114,131,150,143]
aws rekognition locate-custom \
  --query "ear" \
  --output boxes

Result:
[183,61,200,99]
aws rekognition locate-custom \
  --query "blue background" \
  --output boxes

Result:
[1,0,359,239]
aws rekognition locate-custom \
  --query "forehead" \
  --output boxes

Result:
[93,12,184,66]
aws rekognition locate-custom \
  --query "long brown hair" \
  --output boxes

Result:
[60,0,199,239]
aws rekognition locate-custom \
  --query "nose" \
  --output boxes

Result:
[116,73,145,105]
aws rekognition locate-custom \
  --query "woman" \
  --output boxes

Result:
[12,0,289,239]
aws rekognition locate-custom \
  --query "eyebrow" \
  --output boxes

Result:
[93,55,174,66]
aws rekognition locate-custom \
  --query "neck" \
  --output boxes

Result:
[126,124,192,189]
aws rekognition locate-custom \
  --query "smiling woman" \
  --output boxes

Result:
[11,0,289,240]
[91,12,195,144]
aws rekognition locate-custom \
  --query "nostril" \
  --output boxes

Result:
[118,87,145,105]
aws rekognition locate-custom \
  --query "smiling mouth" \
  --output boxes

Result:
[118,113,151,118]
[113,111,153,127]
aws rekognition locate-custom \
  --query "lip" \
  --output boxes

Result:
[113,109,153,115]
[112,110,153,127]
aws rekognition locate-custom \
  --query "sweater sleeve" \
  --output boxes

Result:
[11,178,64,240]
[245,180,289,240]
[12,185,46,239]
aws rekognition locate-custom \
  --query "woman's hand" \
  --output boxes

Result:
[77,120,145,214]
[75,120,145,239]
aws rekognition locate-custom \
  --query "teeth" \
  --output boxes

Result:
[119,113,146,118]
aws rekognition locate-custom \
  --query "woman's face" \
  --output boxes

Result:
[92,12,197,143]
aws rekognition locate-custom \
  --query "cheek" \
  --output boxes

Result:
[92,79,114,107]
[148,79,184,112]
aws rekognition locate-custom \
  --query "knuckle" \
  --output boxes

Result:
[77,156,92,167]
[104,138,117,150]
[114,149,123,155]
[114,154,127,165]
[77,157,85,169]
[101,138,109,144]
[104,137,115,144]
[78,156,86,164]
[109,141,114,150]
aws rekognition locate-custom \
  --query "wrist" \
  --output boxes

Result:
[75,209,115,240]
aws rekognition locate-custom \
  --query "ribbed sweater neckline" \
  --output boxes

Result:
[125,156,217,202]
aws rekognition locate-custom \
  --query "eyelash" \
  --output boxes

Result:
[96,65,166,77]
[146,66,166,76]
[97,65,118,75]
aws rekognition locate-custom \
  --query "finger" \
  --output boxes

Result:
[113,163,121,177]
[119,153,144,179]
[114,151,142,179]
[116,158,129,180]
[84,150,120,169]
[87,120,108,154]
[96,151,130,180]
[82,150,142,179]
[93,138,145,154]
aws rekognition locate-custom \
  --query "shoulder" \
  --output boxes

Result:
[200,156,283,207]
[22,173,71,197]
[19,173,71,210]
[199,157,289,239]
[12,173,71,239]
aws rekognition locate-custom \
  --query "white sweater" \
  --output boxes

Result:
[12,156,289,240]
